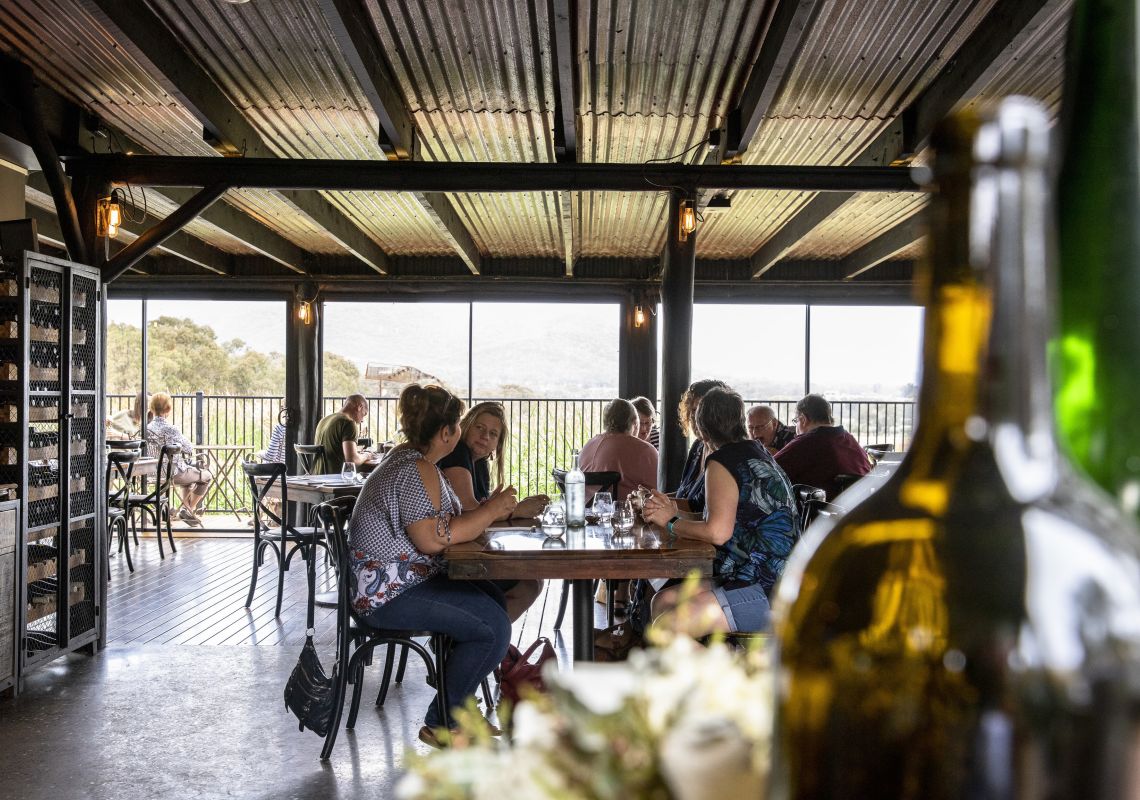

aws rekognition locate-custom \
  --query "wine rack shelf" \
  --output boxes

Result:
[0,252,103,697]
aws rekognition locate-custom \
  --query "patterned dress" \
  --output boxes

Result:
[347,447,461,612]
[705,439,800,595]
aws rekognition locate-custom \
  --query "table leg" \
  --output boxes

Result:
[572,579,595,662]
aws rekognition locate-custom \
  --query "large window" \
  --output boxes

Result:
[809,306,922,400]
[691,304,807,400]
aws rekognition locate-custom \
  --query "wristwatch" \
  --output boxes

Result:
[667,515,681,534]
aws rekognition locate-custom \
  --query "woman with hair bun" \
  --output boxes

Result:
[347,384,517,747]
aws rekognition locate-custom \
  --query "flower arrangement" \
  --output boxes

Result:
[396,632,773,800]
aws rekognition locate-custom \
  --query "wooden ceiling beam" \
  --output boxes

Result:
[748,0,1067,278]
[729,0,824,157]
[841,215,924,280]
[316,0,481,273]
[87,0,390,275]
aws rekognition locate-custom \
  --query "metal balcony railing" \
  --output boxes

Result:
[108,393,916,518]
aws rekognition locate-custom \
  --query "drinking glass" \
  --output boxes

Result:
[340,463,356,483]
[612,500,635,533]
[592,491,615,523]
[541,500,566,539]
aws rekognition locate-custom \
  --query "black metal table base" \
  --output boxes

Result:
[572,578,595,661]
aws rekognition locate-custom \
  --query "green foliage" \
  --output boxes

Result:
[106,316,362,396]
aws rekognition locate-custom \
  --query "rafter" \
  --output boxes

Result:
[316,0,482,273]
[749,0,1068,278]
[841,215,923,280]
[88,0,389,275]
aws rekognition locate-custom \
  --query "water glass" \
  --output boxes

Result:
[592,491,615,523]
[612,500,635,534]
[541,500,567,539]
[340,463,356,483]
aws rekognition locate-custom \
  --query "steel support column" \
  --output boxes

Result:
[659,191,697,491]
[286,284,322,475]
[618,291,658,405]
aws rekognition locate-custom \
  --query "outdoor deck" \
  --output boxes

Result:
[1,538,595,799]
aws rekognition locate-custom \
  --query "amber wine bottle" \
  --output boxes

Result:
[770,99,1140,800]
[1053,0,1140,518]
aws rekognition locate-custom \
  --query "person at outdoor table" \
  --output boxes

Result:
[774,393,871,500]
[641,387,799,635]
[145,392,213,527]
[348,384,516,747]
[107,391,150,440]
[312,394,373,475]
[747,404,795,455]
[673,378,727,513]
[438,401,545,619]
[629,396,660,450]
[630,396,660,450]
[579,398,658,501]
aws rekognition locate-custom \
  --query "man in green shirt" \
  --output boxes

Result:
[312,394,371,475]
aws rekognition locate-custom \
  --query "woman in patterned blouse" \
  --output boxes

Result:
[347,384,517,746]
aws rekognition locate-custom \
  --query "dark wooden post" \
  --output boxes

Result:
[618,290,658,402]
[285,284,322,474]
[659,190,696,491]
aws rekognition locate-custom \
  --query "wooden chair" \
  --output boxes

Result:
[294,443,323,475]
[105,449,139,574]
[125,444,180,559]
[313,498,491,761]
[242,461,325,617]
[550,467,622,630]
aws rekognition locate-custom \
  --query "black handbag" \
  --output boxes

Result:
[284,540,335,737]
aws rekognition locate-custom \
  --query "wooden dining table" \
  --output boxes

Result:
[446,521,716,662]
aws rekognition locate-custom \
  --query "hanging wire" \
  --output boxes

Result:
[641,136,711,193]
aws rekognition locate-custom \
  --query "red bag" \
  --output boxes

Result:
[497,637,556,707]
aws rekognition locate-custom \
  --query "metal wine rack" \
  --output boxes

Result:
[1,253,104,693]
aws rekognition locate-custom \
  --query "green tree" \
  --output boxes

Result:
[324,352,364,395]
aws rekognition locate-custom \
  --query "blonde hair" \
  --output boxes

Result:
[458,401,508,489]
[678,379,726,437]
[149,392,173,417]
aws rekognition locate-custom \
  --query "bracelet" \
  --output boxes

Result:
[667,515,681,535]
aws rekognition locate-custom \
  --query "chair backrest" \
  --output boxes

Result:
[147,445,181,499]
[551,468,620,498]
[107,439,144,451]
[313,497,359,635]
[864,443,893,466]
[294,444,323,475]
[106,449,140,509]
[794,483,844,531]
[243,460,288,529]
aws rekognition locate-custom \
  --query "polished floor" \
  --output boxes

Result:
[0,537,592,799]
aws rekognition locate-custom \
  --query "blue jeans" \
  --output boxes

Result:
[359,574,511,728]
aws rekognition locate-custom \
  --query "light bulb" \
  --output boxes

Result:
[634,305,646,327]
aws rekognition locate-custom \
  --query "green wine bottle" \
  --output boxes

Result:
[770,99,1140,799]
[1054,0,1140,517]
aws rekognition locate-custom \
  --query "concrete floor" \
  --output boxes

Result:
[0,642,449,799]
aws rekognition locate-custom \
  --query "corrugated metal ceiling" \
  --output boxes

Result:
[0,0,1076,274]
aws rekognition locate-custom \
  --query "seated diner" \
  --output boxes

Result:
[312,394,374,475]
[145,392,213,527]
[347,384,517,748]
[775,393,871,500]
[673,379,727,512]
[579,398,658,500]
[642,387,800,635]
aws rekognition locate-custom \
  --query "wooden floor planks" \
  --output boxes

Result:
[106,537,591,664]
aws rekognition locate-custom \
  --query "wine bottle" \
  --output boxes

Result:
[1053,0,1140,518]
[565,449,586,526]
[770,100,1140,800]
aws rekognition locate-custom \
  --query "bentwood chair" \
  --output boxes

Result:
[294,444,323,475]
[125,444,180,559]
[313,498,491,760]
[793,484,844,532]
[106,449,140,574]
[550,467,622,630]
[243,461,326,617]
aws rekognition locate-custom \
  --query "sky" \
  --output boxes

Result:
[107,298,923,399]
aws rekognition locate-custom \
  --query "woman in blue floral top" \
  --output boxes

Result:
[643,387,800,634]
[347,384,517,746]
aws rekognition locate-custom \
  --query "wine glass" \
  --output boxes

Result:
[592,491,615,523]
[612,499,635,534]
[340,463,356,483]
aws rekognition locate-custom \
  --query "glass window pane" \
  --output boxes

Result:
[692,304,807,404]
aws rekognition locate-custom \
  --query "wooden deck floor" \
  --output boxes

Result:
[106,536,589,664]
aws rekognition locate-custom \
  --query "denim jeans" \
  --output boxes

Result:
[359,574,511,728]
